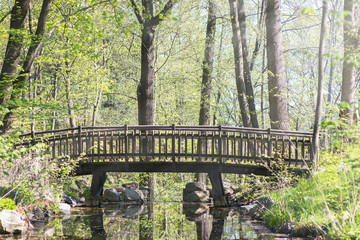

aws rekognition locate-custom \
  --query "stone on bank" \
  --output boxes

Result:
[0,209,28,234]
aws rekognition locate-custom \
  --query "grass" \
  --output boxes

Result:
[263,144,360,239]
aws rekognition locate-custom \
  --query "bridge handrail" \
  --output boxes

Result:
[19,125,313,139]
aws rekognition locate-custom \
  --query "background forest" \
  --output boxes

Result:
[0,0,358,134]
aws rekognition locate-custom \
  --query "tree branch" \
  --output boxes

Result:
[151,0,176,26]
[129,0,144,24]
[0,10,11,25]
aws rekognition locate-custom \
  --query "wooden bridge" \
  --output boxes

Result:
[20,125,313,206]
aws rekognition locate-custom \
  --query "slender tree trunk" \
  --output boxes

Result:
[340,0,358,124]
[312,1,328,167]
[0,0,30,105]
[250,0,265,71]
[229,0,251,127]
[197,0,216,184]
[265,0,290,130]
[238,0,259,128]
[65,75,76,128]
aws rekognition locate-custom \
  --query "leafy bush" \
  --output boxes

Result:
[0,198,16,210]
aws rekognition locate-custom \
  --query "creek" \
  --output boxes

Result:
[1,202,306,239]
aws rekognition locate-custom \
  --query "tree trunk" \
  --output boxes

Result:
[238,0,259,128]
[130,0,176,203]
[1,0,52,134]
[312,1,328,167]
[0,0,30,105]
[197,0,216,184]
[265,0,290,130]
[229,0,251,127]
[340,0,358,124]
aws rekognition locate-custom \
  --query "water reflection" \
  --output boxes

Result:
[19,202,295,239]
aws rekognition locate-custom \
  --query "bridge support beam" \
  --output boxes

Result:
[90,171,107,206]
[208,171,228,207]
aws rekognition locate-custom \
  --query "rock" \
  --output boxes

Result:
[103,189,121,202]
[185,182,206,193]
[183,190,210,203]
[139,187,151,201]
[224,186,234,195]
[112,185,125,193]
[122,189,144,202]
[0,209,27,234]
[183,203,209,216]
[63,195,76,206]
[122,182,139,189]
[58,203,71,215]
[123,205,144,216]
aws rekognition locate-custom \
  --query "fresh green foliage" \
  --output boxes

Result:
[0,198,16,210]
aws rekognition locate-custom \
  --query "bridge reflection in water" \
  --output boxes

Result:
[20,125,313,205]
[31,203,285,239]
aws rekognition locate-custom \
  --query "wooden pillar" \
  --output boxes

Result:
[90,171,107,206]
[208,171,228,207]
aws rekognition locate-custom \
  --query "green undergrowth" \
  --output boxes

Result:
[263,144,360,239]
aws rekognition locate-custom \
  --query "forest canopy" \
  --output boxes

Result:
[0,0,359,134]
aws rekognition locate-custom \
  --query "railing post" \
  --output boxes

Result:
[267,128,272,167]
[78,125,82,156]
[172,124,176,162]
[124,124,128,162]
[31,123,35,145]
[218,125,222,163]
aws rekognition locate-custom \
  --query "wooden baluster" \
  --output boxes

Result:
[152,130,155,159]
[78,126,82,156]
[125,125,128,163]
[158,131,162,160]
[211,132,215,161]
[295,136,299,166]
[52,136,56,159]
[110,131,114,161]
[226,131,229,161]
[232,133,236,161]
[132,130,136,161]
[267,129,272,167]
[172,124,176,162]
[205,131,208,161]
[218,125,222,164]
[185,131,188,160]
[97,131,101,160]
[91,132,95,162]
[66,133,69,157]
[240,133,243,162]
[288,138,292,166]
[191,132,194,161]
[178,129,181,161]
[165,131,168,159]
[246,134,250,162]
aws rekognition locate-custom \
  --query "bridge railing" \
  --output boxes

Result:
[19,125,313,168]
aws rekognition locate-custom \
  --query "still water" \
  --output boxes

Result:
[4,202,300,239]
